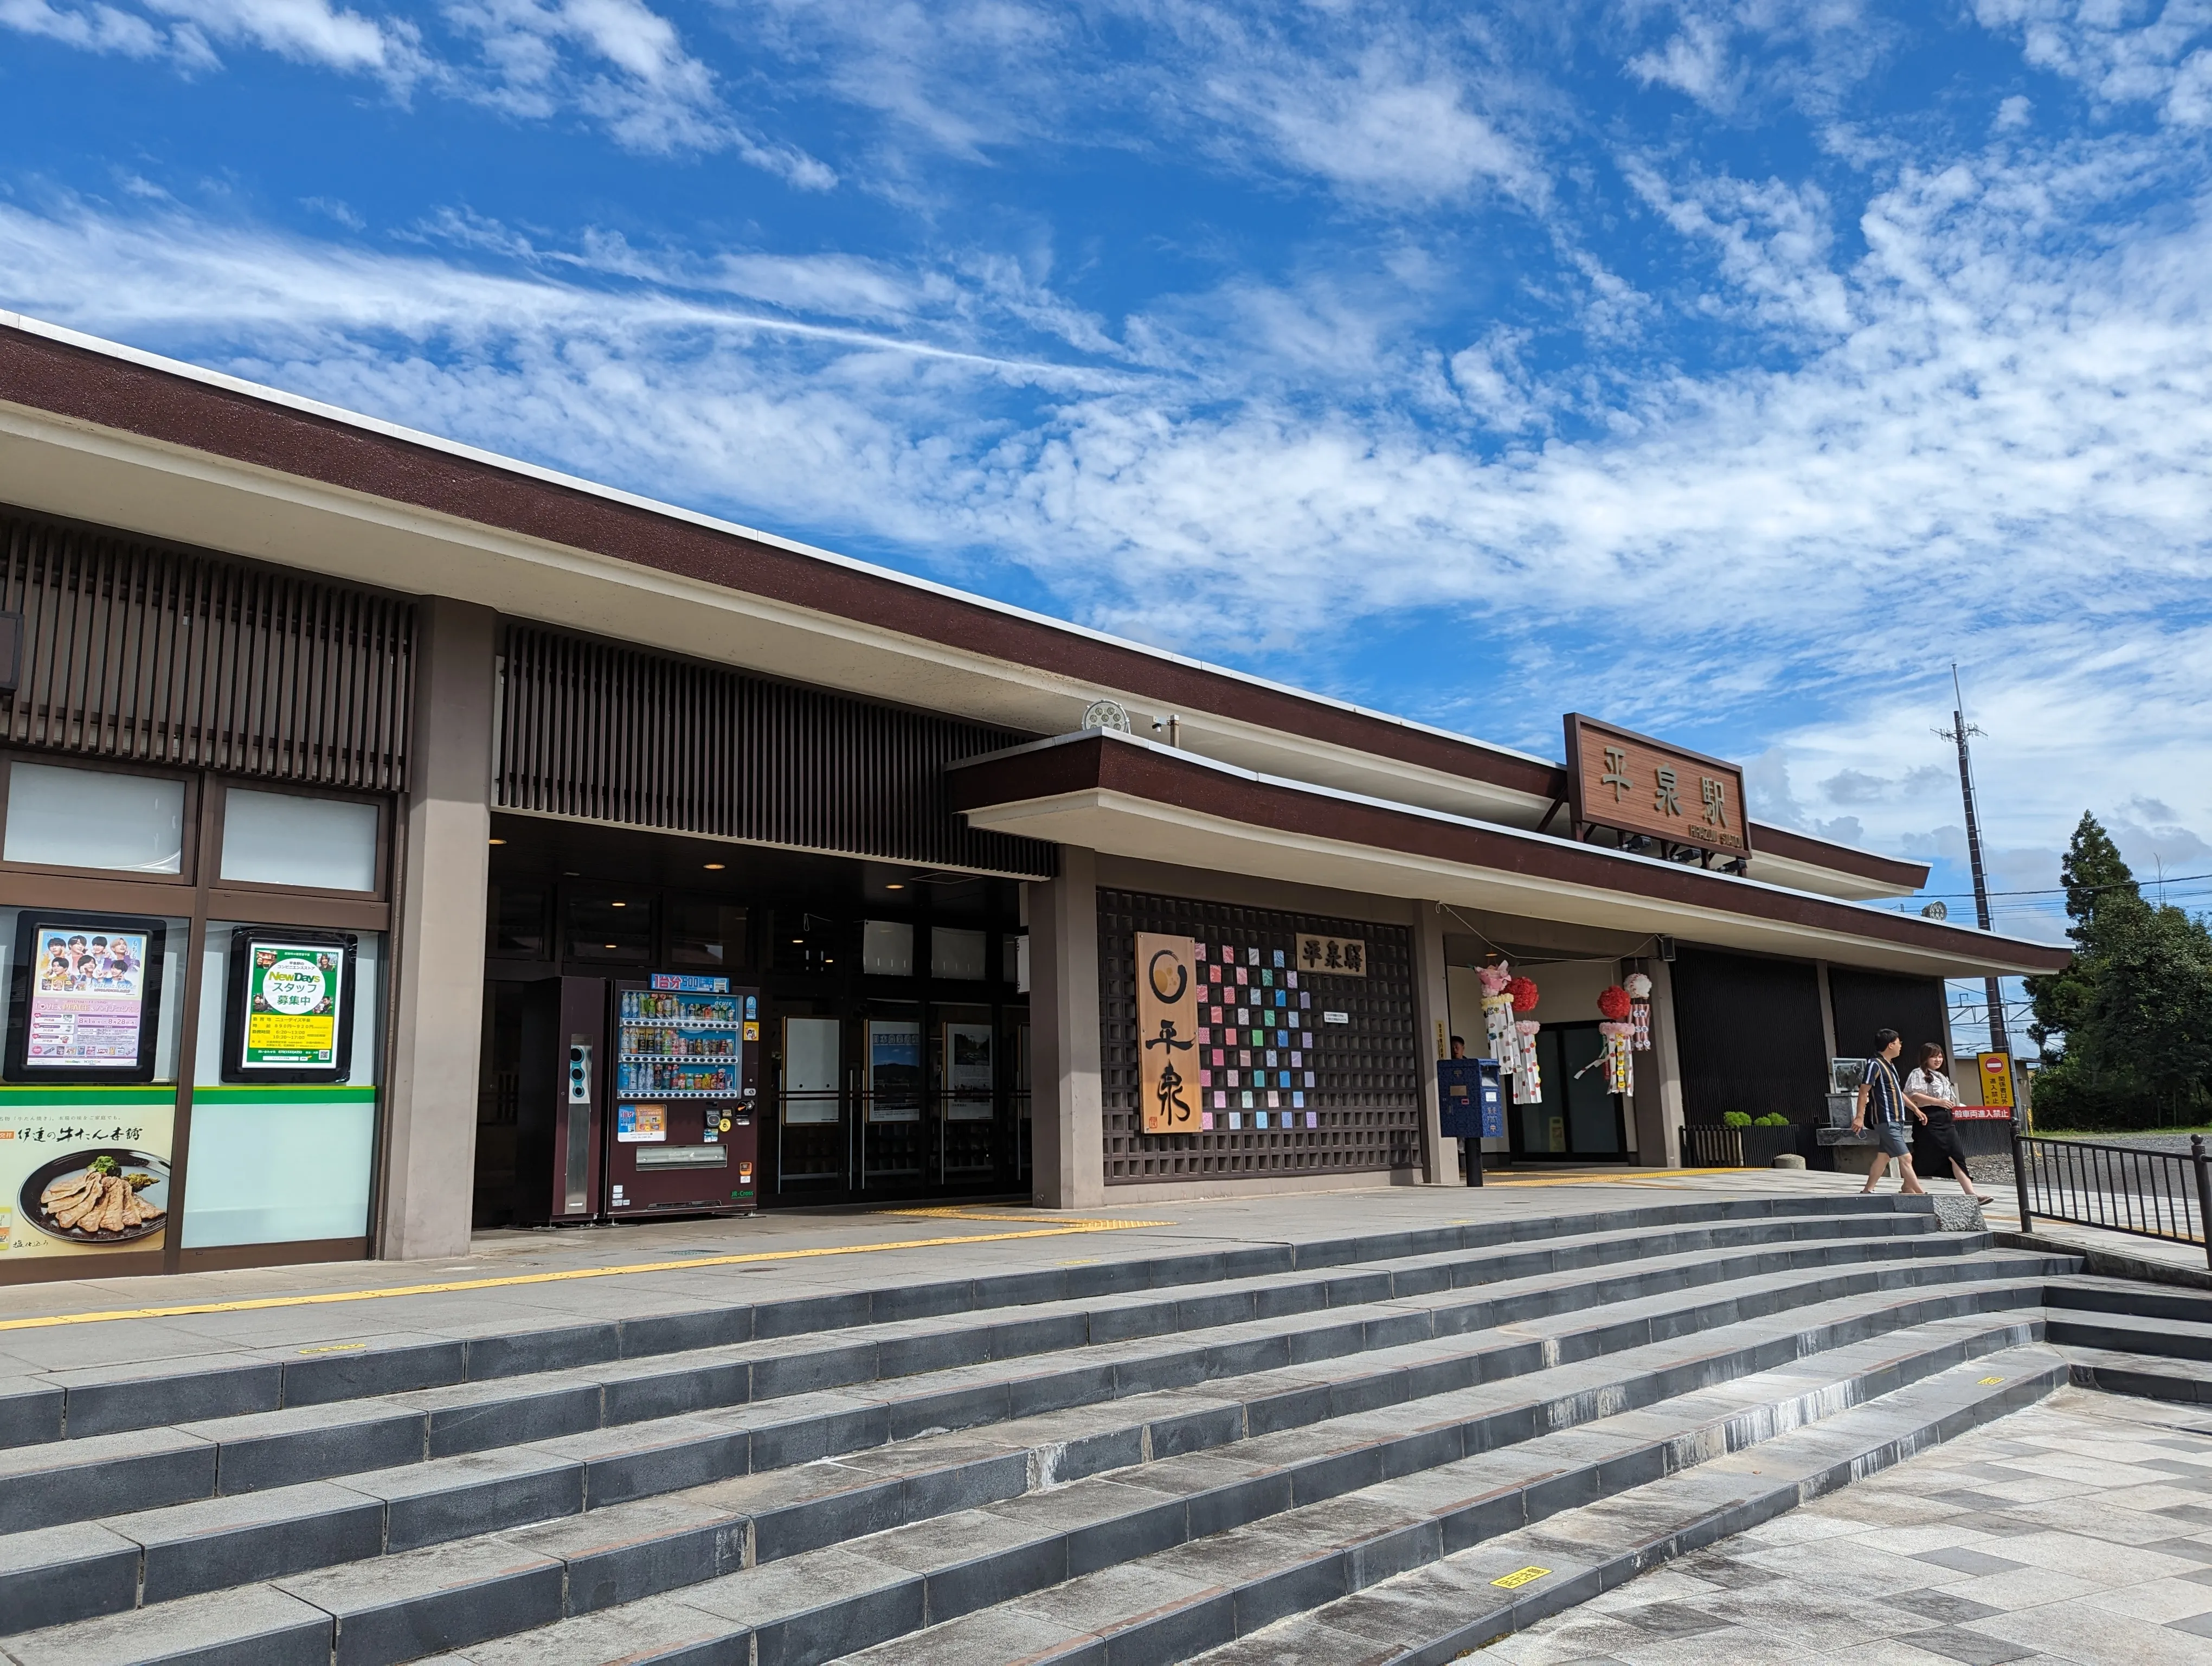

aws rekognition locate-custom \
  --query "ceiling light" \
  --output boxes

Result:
[704,862,725,871]
[885,883,904,890]
[488,837,506,846]
[603,943,617,949]
[610,901,626,908]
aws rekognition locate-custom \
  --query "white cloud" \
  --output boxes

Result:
[1624,161,1852,334]
[143,0,416,75]
[1628,13,1739,109]
[1215,50,1538,205]
[1973,1,2212,125]
[0,0,164,55]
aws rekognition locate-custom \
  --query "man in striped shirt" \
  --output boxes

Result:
[1850,1028,1926,1195]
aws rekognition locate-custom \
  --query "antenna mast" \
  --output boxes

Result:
[1937,665,2008,1054]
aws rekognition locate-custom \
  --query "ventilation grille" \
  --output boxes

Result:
[497,624,1054,877]
[1098,888,1419,1184]
[0,508,414,790]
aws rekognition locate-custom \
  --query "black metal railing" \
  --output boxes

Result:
[2011,1132,2212,1268]
[1680,1123,1804,1169]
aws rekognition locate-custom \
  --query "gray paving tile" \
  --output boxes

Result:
[1912,1547,2028,1578]
[1898,1627,2039,1665]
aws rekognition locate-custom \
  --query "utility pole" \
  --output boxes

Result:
[1936,665,2008,1054]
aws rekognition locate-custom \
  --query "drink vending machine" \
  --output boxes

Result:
[606,974,760,1217]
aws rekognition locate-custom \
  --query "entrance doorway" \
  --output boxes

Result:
[1506,1020,1628,1161]
[474,816,1030,1225]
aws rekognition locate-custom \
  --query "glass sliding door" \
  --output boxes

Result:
[776,1014,845,1195]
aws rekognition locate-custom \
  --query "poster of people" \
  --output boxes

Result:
[16,919,158,1074]
[223,929,354,1084]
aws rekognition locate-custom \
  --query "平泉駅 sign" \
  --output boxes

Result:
[1296,936,1367,977]
[1134,932,1199,1133]
[1563,715,1751,857]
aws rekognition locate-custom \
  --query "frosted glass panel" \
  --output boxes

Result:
[179,1098,374,1246]
[932,927,987,981]
[862,920,914,977]
[785,1018,840,1094]
[221,790,379,891]
[783,1016,840,1124]
[5,763,183,874]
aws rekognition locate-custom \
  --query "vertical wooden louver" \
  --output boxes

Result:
[497,625,1055,878]
[0,509,414,790]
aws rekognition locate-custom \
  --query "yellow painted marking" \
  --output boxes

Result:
[1977,1376,2005,1385]
[0,1219,1168,1335]
[882,1208,1170,1227]
[1480,1169,1743,1187]
[295,1342,368,1355]
[1491,1566,1550,1589]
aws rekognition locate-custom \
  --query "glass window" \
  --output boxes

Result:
[566,889,655,963]
[863,920,914,977]
[670,899,748,970]
[4,762,184,874]
[488,884,549,958]
[220,790,379,891]
[932,927,987,981]
[782,1016,840,1125]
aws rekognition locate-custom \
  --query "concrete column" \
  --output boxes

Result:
[379,599,497,1259]
[1636,958,1689,1167]
[1027,847,1103,1209]
[1411,902,1450,1183]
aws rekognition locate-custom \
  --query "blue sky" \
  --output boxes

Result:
[3,0,2209,984]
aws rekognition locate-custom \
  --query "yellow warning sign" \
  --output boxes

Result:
[1492,1566,1550,1590]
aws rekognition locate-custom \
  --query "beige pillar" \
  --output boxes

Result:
[379,599,497,1259]
[1635,957,1689,1167]
[1411,902,1450,1182]
[1027,847,1104,1209]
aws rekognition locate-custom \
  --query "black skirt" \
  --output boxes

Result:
[1917,1106,1967,1169]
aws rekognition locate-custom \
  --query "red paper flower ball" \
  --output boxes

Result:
[1507,976,1540,1013]
[1597,985,1632,1021]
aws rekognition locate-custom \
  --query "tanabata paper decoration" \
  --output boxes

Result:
[1597,984,1632,1022]
[1504,973,1542,1101]
[1478,962,1517,1075]
[1623,972,1654,1052]
[1597,1020,1636,1095]
[1513,1020,1543,1103]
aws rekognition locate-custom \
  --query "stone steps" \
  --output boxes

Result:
[11,1193,2199,1666]
[1176,1344,2072,1666]
[0,1234,2057,1631]
[0,1207,1978,1539]
[0,1197,1926,1449]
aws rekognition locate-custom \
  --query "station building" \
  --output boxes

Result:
[0,313,2068,1284]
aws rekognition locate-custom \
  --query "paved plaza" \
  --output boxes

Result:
[1481,1386,2212,1666]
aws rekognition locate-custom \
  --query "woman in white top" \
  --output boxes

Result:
[1905,1043,1991,1202]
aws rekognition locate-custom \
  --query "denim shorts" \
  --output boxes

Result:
[1875,1120,1909,1157]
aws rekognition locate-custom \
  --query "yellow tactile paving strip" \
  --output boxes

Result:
[0,1212,1174,1335]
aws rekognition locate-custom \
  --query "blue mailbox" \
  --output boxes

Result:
[1437,1058,1503,1140]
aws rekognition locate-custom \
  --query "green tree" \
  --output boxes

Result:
[2025,812,2140,1058]
[2029,811,2212,1127]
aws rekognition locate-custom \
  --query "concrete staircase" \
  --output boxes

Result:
[2,1194,2204,1666]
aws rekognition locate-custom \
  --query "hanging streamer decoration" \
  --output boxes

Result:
[1478,963,1516,1074]
[1507,975,1542,1104]
[1580,985,1636,1097]
[1623,972,1654,1052]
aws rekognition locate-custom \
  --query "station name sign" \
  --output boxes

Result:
[1563,714,1751,857]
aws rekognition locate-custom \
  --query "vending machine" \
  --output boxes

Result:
[606,974,760,1218]
[511,976,608,1226]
